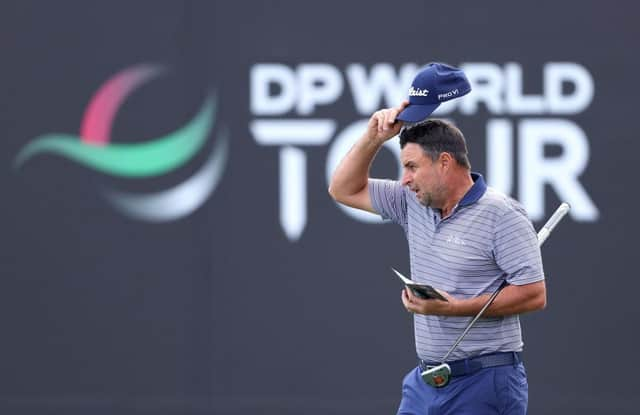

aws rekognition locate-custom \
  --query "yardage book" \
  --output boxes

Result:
[391,268,448,302]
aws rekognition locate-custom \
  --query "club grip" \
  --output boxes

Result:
[544,202,570,232]
[537,203,570,245]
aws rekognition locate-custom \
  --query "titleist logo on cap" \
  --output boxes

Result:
[408,86,429,97]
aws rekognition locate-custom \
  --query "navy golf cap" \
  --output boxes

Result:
[397,62,471,123]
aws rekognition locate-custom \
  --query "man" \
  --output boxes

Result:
[328,63,546,414]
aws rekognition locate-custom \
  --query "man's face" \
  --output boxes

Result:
[400,143,445,207]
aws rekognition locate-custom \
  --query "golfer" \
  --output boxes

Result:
[328,63,546,414]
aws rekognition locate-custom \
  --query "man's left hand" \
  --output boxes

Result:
[401,287,457,315]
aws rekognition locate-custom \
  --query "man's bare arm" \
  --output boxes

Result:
[328,101,409,212]
[402,280,547,317]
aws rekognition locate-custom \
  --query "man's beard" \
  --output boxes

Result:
[418,192,433,207]
[417,184,445,208]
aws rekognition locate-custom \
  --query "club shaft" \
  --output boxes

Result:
[438,202,570,363]
[440,280,507,362]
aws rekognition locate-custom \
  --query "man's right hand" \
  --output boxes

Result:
[365,100,410,143]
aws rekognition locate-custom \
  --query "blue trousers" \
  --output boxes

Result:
[397,362,528,415]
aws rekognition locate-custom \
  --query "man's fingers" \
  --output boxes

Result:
[401,288,410,305]
[390,101,409,126]
[375,111,384,133]
[381,110,388,128]
[404,287,418,303]
[369,105,407,138]
[387,109,397,126]
[401,289,413,313]
[377,108,394,130]
[405,286,416,301]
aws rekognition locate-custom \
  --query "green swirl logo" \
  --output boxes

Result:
[15,64,228,221]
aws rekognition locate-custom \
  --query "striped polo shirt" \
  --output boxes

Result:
[369,173,544,362]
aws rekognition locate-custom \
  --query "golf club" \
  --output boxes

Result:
[421,202,571,388]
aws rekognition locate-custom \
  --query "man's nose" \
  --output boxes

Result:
[401,171,412,186]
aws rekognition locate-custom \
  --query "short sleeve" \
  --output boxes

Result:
[492,203,545,285]
[368,179,408,230]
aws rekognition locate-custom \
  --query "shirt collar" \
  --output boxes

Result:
[458,172,487,207]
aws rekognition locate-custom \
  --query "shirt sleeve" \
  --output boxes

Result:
[368,179,408,231]
[492,202,545,285]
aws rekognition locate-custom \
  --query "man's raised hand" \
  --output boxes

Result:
[366,100,410,143]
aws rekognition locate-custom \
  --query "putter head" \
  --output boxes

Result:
[421,363,451,388]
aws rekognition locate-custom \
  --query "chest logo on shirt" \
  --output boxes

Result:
[445,234,467,246]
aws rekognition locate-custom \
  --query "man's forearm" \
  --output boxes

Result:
[445,281,547,317]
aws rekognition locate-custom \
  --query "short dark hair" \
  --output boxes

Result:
[399,119,471,169]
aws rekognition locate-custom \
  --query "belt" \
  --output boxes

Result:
[419,351,522,378]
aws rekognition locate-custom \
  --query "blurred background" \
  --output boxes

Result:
[0,1,636,414]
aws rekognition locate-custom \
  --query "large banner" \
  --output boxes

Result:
[1,1,636,414]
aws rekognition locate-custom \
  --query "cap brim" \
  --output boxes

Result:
[396,103,441,123]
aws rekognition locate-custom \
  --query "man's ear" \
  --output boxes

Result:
[439,152,453,170]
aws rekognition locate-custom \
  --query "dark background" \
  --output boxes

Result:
[0,1,636,414]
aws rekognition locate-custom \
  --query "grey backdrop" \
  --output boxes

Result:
[1,1,636,414]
